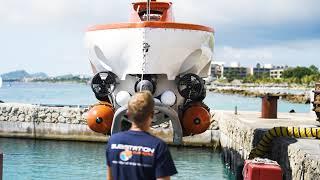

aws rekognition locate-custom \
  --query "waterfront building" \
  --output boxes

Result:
[249,63,272,78]
[270,66,288,79]
[223,62,249,79]
[270,69,284,79]
[211,61,289,80]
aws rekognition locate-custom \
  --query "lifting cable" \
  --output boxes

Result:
[140,0,151,91]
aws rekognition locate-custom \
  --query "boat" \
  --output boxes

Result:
[85,0,214,144]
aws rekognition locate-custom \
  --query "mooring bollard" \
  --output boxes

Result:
[0,149,3,180]
[261,94,279,119]
[313,83,320,122]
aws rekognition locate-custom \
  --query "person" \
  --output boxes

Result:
[106,91,177,180]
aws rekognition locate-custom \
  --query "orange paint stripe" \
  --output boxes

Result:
[87,22,214,33]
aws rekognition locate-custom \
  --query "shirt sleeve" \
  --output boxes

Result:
[155,142,178,178]
[106,141,111,166]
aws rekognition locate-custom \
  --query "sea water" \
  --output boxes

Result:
[0,138,235,180]
[0,82,310,112]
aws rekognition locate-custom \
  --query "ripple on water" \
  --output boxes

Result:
[0,138,235,180]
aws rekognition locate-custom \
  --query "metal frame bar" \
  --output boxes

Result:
[111,103,183,145]
[147,0,151,21]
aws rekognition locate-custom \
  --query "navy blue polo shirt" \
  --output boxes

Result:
[106,130,177,180]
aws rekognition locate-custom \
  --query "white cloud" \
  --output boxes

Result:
[216,46,273,63]
[215,39,320,67]
[0,0,130,25]
[173,0,320,27]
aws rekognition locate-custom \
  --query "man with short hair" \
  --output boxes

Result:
[106,91,177,180]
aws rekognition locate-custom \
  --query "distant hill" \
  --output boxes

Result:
[55,74,74,79]
[0,70,91,83]
[1,70,48,81]
[30,72,48,79]
[1,70,29,80]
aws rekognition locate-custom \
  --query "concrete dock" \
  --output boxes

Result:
[217,110,320,180]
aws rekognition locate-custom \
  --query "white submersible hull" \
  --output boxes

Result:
[85,1,214,144]
[86,23,214,80]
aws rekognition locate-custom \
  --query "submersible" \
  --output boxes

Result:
[85,0,214,144]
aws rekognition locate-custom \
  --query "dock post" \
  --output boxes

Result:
[261,94,279,119]
[0,149,2,180]
[313,83,320,122]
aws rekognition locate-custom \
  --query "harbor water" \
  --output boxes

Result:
[0,138,235,180]
[0,82,310,112]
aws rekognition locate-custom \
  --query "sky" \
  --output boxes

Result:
[0,0,319,76]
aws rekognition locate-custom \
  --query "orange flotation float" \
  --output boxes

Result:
[182,103,211,136]
[87,103,114,134]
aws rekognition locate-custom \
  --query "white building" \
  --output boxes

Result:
[270,69,284,79]
[270,65,289,79]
